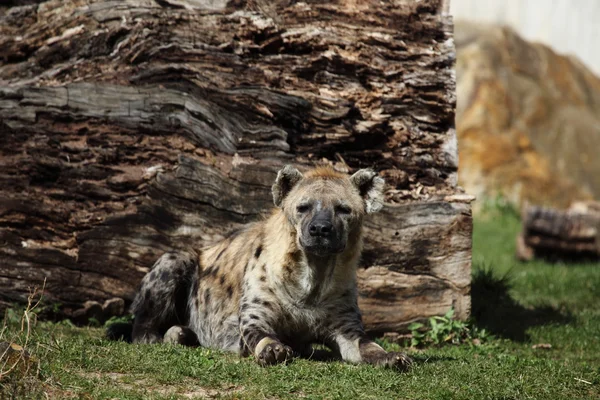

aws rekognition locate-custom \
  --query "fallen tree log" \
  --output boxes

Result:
[517,202,600,261]
[0,0,470,332]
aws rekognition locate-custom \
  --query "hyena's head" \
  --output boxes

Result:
[272,165,385,257]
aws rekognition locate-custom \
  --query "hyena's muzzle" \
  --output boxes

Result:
[300,207,347,256]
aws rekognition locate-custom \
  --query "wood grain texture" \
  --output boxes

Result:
[0,0,470,332]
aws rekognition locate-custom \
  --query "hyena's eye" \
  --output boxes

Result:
[296,203,312,214]
[335,205,352,215]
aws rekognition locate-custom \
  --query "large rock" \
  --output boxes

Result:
[456,22,600,209]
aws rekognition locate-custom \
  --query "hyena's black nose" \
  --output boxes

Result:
[309,221,333,237]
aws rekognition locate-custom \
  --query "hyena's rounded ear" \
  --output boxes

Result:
[350,169,385,213]
[272,165,304,207]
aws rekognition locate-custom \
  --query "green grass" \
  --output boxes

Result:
[2,206,600,399]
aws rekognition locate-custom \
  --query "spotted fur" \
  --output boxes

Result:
[129,165,412,370]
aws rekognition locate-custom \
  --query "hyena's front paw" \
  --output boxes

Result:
[381,352,413,371]
[257,342,294,366]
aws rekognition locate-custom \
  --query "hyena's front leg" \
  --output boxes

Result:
[356,337,412,370]
[329,309,412,370]
[239,297,293,366]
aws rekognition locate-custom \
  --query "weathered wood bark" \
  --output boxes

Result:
[0,0,470,332]
[517,202,600,262]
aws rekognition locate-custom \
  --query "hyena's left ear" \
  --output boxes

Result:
[272,165,304,207]
[350,169,385,213]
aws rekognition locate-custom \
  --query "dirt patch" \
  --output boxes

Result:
[79,371,244,399]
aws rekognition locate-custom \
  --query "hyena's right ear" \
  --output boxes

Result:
[272,165,304,207]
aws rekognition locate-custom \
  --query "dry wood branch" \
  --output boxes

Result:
[518,202,600,261]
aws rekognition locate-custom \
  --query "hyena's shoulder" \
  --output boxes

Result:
[193,220,272,308]
[199,222,265,275]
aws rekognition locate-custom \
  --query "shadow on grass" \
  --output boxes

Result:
[532,251,599,264]
[471,265,574,342]
[303,348,456,367]
[302,347,340,362]
[409,354,457,364]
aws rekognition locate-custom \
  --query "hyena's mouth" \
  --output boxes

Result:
[300,237,346,256]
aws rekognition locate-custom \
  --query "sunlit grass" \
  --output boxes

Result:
[1,204,599,399]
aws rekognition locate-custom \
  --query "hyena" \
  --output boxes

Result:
[125,165,412,369]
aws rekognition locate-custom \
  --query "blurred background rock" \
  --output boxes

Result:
[452,0,600,210]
